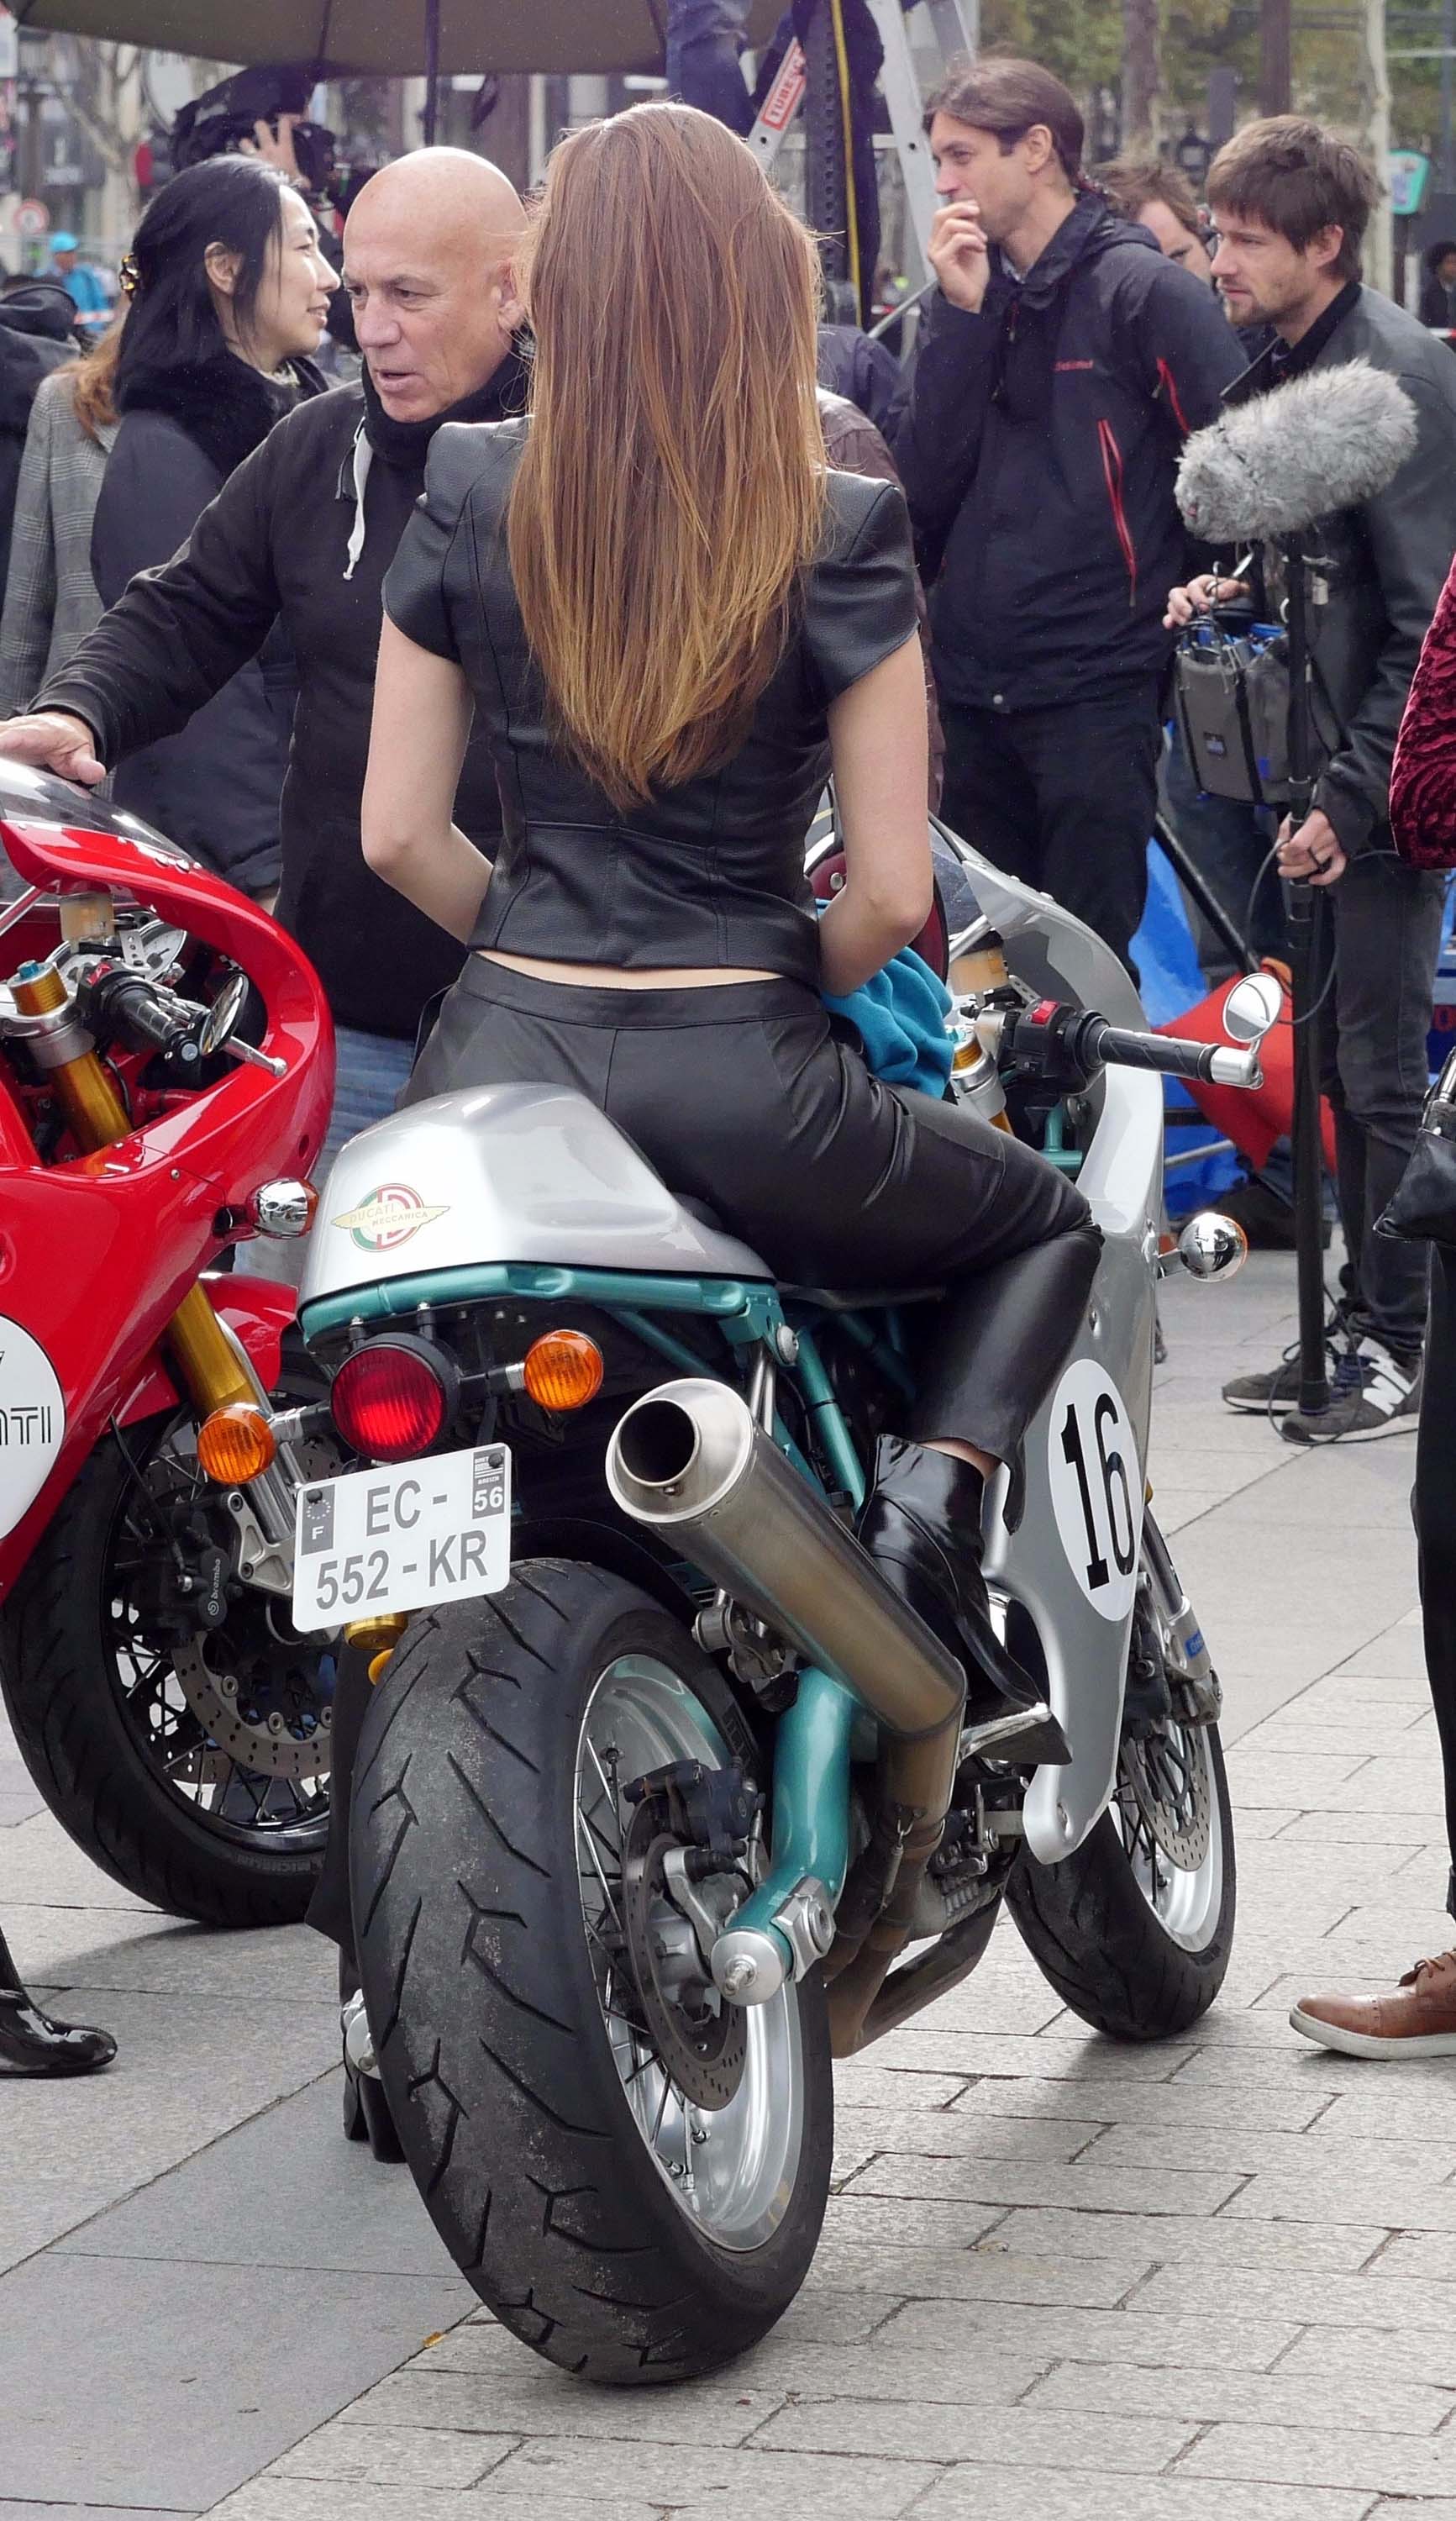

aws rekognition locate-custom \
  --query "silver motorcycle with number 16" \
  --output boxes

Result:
[290,826,1274,2386]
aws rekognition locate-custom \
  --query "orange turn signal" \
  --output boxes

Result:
[522,1329,604,1413]
[196,1403,277,1485]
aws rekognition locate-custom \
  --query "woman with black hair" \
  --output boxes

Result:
[89,155,335,893]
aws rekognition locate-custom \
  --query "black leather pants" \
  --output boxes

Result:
[407,961,1101,1463]
[313,965,1100,1969]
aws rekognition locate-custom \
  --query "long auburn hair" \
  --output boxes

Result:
[507,103,827,808]
[69,309,124,443]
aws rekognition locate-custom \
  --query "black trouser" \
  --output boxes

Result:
[309,965,1101,1968]
[1316,851,1444,1360]
[938,681,1163,975]
[1416,1245,1456,1918]
[410,963,1101,1457]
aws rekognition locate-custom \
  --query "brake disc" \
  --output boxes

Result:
[623,1808,746,2112]
[171,1435,339,1782]
[1121,1723,1212,1870]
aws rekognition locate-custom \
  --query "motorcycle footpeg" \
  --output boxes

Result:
[959,1701,1070,1767]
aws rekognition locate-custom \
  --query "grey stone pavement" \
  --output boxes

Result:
[3,1251,1454,2521]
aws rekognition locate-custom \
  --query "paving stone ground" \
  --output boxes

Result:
[3,1252,1453,2519]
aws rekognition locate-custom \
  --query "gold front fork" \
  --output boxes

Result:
[13,961,255,1415]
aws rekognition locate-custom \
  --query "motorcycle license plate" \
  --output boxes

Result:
[292,1444,511,1633]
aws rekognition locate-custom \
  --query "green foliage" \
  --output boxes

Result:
[978,0,1420,155]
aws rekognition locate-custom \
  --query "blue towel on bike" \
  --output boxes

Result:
[823,947,954,1097]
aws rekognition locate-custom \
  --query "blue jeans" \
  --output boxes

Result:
[1317,852,1446,1359]
[317,1025,416,1183]
[1160,725,1280,986]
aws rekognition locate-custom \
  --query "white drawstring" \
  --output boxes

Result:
[343,424,374,581]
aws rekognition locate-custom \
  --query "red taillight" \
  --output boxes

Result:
[330,1341,449,1463]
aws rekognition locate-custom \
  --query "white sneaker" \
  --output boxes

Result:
[1282,1335,1422,1445]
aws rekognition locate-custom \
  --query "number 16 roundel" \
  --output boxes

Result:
[1047,1358,1143,1622]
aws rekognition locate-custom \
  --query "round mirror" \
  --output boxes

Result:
[199,967,250,1060]
[1177,1213,1248,1281]
[1222,970,1283,1047]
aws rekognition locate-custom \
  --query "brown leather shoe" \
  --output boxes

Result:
[1290,1950,1456,2058]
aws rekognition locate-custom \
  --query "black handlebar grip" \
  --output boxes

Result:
[1087,1021,1221,1083]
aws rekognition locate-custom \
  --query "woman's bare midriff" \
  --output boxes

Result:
[481,950,779,989]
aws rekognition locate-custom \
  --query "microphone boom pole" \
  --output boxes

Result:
[1279,529,1331,1418]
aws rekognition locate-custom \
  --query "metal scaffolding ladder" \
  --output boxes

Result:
[746,0,980,271]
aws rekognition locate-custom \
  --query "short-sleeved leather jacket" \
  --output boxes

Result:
[382,417,919,987]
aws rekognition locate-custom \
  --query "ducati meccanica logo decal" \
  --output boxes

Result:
[331,1183,449,1252]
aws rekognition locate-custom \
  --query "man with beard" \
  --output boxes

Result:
[0,148,528,1171]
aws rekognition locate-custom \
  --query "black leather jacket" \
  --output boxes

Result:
[383,420,920,987]
[890,193,1245,711]
[1234,284,1456,856]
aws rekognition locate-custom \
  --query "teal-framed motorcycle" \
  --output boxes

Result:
[290,824,1272,2384]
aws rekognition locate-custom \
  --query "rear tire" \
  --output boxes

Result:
[351,1559,833,2384]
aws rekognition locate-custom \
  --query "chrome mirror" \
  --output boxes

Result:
[198,967,250,1059]
[1176,1213,1249,1281]
[1222,971,1283,1048]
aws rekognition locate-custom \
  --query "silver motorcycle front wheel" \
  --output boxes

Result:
[1006,1526,1237,2039]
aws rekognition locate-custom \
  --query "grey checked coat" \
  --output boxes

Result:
[0,365,116,717]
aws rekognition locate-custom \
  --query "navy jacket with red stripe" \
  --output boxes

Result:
[890,192,1245,713]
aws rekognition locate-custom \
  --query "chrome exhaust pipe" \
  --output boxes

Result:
[605,1379,965,1813]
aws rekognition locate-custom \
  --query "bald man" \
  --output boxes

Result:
[0,150,528,1164]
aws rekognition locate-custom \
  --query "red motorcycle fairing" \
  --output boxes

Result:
[0,813,334,1599]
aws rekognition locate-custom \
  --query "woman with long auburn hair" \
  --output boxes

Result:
[363,103,1098,1737]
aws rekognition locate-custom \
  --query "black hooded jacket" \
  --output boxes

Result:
[891,192,1246,713]
[88,348,327,897]
[41,353,528,1039]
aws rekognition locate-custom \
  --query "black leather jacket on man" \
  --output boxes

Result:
[890,191,1245,713]
[1231,282,1456,858]
[38,358,526,1039]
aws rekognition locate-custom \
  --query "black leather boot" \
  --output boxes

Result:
[858,1437,1070,1766]
[0,1930,116,2076]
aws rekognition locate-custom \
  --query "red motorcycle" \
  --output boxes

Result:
[0,764,342,1924]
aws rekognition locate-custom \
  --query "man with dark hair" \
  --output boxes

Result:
[892,57,1243,971]
[1169,114,1456,1441]
[1095,155,1213,282]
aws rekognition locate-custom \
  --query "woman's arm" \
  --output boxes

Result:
[819,629,933,997]
[362,613,494,941]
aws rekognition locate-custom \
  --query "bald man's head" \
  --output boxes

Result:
[344,148,527,422]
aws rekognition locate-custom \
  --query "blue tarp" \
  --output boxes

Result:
[1132,841,1243,1218]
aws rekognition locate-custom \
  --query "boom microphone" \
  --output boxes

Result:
[1175,359,1418,543]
